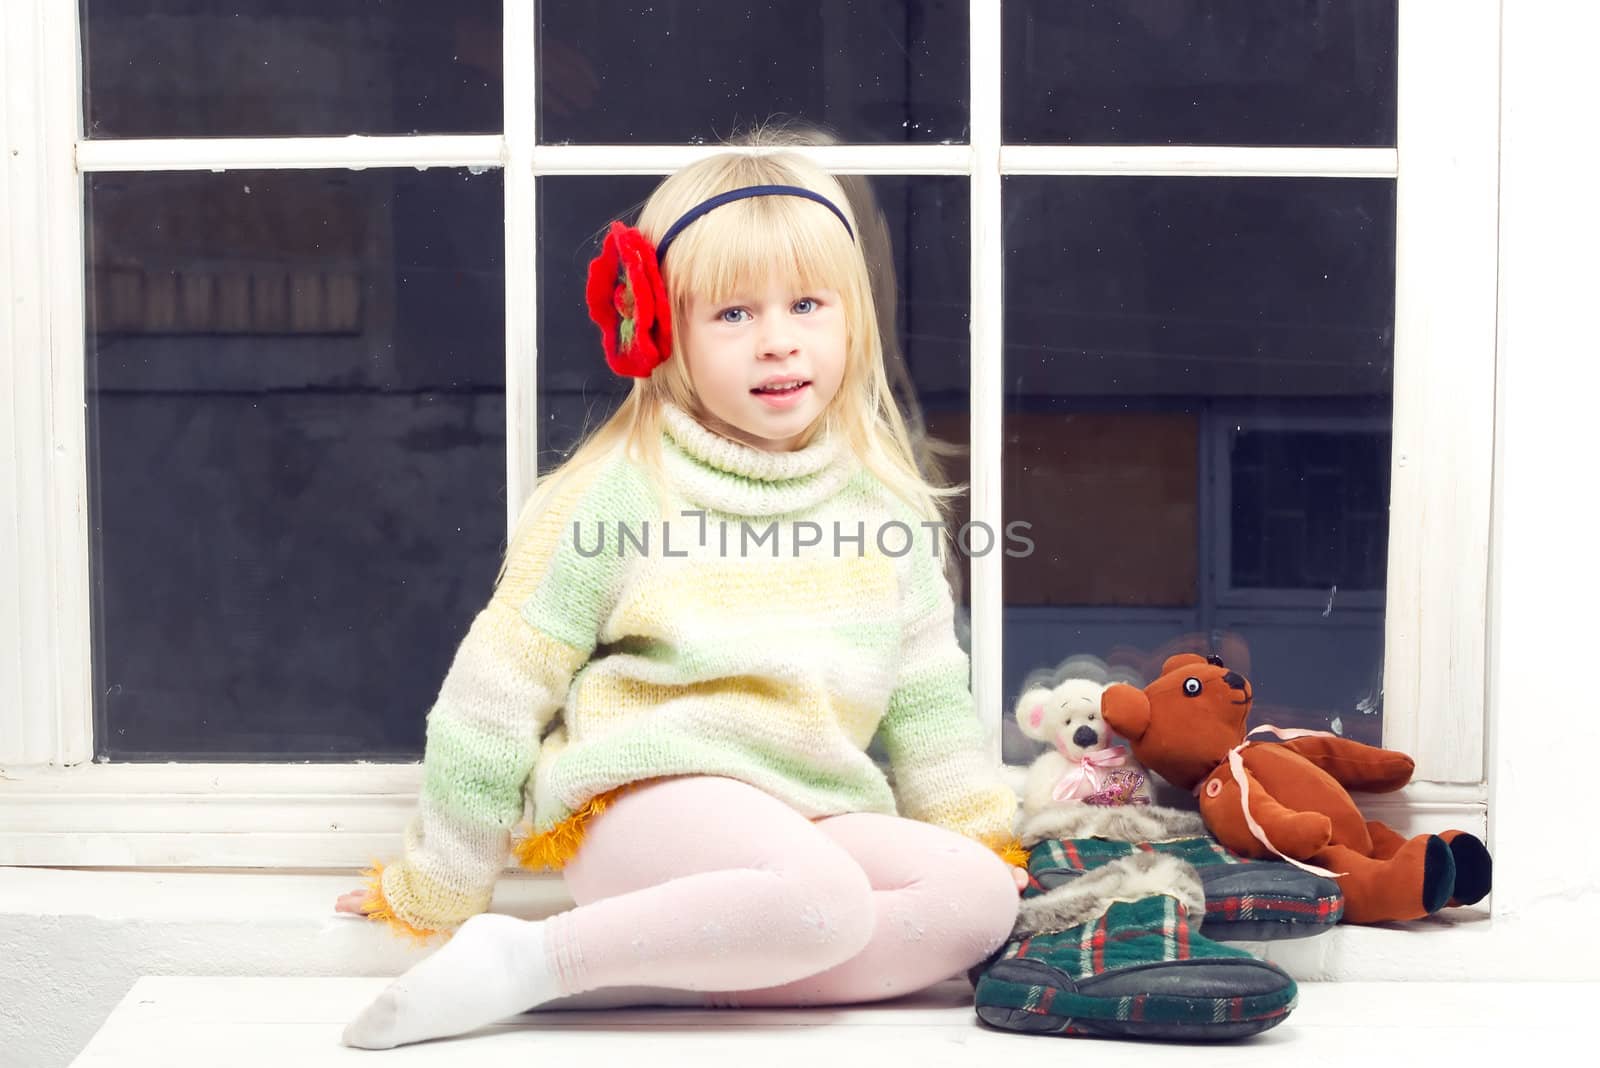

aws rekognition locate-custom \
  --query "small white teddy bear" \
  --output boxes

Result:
[1016,676,1153,818]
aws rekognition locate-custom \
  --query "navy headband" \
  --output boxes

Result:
[653,184,855,266]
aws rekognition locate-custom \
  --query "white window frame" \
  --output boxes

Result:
[2,3,1493,868]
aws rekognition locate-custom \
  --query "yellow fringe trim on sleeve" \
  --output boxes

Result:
[358,860,449,948]
[981,835,1030,870]
[512,782,641,872]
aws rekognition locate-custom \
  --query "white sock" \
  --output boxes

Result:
[341,913,568,1049]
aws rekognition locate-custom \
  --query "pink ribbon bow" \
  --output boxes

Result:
[1051,742,1133,802]
[1204,723,1348,879]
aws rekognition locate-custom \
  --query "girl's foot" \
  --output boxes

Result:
[341,913,564,1049]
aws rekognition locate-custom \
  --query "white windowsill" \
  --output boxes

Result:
[0,864,1503,983]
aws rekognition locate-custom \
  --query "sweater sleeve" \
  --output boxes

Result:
[360,456,653,942]
[873,521,1025,869]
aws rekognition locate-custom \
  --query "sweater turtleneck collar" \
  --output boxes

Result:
[658,401,855,517]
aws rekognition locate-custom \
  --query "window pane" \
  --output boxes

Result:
[86,169,505,760]
[537,1,968,144]
[1001,176,1395,761]
[1230,430,1390,591]
[82,1,502,138]
[1004,0,1397,146]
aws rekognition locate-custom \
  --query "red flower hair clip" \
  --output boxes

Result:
[585,220,673,378]
[583,185,855,379]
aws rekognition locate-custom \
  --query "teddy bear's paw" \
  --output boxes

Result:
[1441,831,1491,907]
[1274,810,1334,857]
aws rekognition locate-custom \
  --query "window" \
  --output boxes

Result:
[1,1,1494,870]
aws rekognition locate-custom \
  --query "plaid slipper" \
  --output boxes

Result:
[973,853,1297,1041]
[1019,803,1344,941]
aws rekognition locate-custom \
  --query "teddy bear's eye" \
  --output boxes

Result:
[1183,677,1203,697]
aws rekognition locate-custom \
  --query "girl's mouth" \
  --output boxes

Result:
[751,381,810,408]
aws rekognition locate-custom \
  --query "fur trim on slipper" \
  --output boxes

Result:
[1013,852,1205,938]
[1017,803,1209,848]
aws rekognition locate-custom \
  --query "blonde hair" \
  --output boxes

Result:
[497,134,964,587]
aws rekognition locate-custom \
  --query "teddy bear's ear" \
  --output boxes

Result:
[1160,653,1209,676]
[1013,686,1057,741]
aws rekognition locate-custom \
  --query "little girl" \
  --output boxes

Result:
[336,147,1028,1050]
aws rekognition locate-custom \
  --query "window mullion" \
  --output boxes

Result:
[504,0,538,529]
[1384,0,1499,782]
[0,0,92,767]
[970,0,1004,768]
[74,135,506,172]
[72,142,1398,180]
[1001,145,1397,178]
[530,144,972,175]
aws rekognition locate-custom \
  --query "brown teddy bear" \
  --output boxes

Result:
[1100,652,1491,925]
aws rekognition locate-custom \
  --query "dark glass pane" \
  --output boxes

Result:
[1001,176,1394,760]
[86,168,505,760]
[82,0,502,138]
[534,175,656,466]
[1004,0,1397,146]
[537,1,968,144]
[1229,430,1390,591]
[1215,616,1384,747]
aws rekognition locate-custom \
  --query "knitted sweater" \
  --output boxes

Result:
[361,401,1023,942]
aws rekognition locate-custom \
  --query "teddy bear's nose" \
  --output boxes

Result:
[1072,725,1099,749]
[1222,671,1247,691]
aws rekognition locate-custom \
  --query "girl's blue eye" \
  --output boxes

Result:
[719,308,750,324]
[793,298,817,314]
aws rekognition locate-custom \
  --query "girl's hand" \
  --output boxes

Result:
[335,888,377,917]
[1010,866,1029,893]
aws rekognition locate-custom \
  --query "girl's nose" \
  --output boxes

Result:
[760,319,798,357]
[761,331,798,358]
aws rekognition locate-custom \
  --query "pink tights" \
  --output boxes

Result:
[541,775,1019,1007]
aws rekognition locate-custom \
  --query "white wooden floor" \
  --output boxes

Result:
[72,976,1597,1066]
